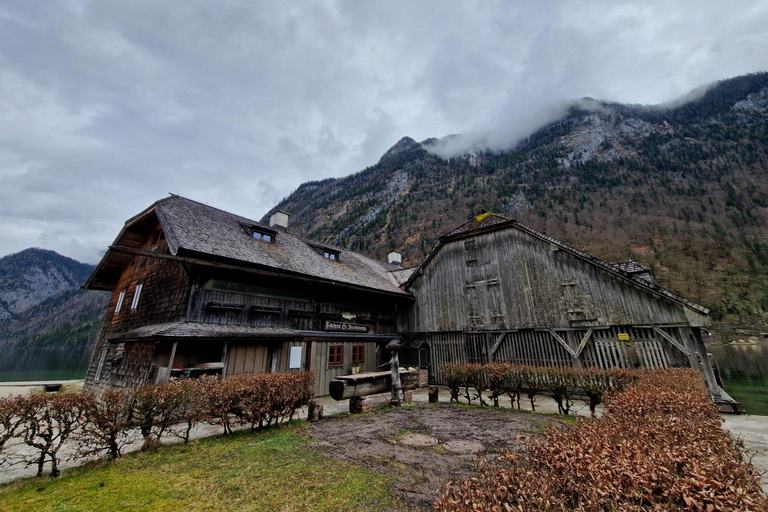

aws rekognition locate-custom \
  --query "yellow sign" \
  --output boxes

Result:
[618,333,630,341]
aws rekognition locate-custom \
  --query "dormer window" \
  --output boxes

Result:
[253,231,273,243]
[242,224,277,243]
[323,249,339,261]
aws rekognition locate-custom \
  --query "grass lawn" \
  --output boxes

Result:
[0,423,395,512]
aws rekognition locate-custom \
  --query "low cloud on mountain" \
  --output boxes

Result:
[1,1,767,262]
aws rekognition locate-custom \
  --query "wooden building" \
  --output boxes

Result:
[83,195,410,396]
[397,212,731,403]
[84,200,731,402]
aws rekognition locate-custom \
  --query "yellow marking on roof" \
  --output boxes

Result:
[475,212,491,222]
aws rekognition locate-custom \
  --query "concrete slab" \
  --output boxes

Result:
[398,433,438,448]
[721,414,768,494]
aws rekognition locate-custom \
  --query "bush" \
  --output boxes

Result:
[0,370,316,477]
[17,393,90,477]
[77,390,133,459]
[435,369,768,512]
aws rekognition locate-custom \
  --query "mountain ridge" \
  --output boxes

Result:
[0,248,107,352]
[268,72,768,326]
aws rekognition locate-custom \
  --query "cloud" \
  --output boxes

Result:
[0,0,767,262]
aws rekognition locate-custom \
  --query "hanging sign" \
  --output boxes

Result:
[324,321,369,333]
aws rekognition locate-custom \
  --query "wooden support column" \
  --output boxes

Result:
[221,341,229,380]
[387,339,403,406]
[168,341,178,371]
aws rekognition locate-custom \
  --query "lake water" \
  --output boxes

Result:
[708,342,768,416]
[0,346,91,383]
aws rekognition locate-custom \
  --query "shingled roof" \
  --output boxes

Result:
[87,195,409,296]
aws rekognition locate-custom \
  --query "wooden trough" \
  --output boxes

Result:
[329,369,420,401]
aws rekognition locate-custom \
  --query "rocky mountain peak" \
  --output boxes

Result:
[0,248,95,320]
[377,136,424,165]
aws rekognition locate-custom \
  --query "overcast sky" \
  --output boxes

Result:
[1,1,767,264]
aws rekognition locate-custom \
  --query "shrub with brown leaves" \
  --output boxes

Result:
[76,390,133,460]
[17,393,91,477]
[435,369,768,512]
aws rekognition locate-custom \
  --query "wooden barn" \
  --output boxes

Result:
[396,212,732,403]
[83,195,411,396]
[83,199,731,403]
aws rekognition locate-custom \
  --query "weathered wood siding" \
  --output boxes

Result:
[307,340,380,396]
[403,228,700,333]
[187,286,399,335]
[85,230,191,394]
[226,343,270,376]
[427,326,698,385]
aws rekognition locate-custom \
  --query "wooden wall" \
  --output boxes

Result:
[226,342,270,376]
[306,340,380,396]
[427,326,698,385]
[403,227,705,333]
[187,287,399,335]
[85,224,191,393]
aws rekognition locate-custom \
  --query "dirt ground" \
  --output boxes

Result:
[307,403,560,511]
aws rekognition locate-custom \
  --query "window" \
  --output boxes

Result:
[323,249,339,261]
[352,345,365,364]
[328,345,343,367]
[94,349,108,382]
[130,284,143,310]
[115,291,126,313]
[252,231,273,243]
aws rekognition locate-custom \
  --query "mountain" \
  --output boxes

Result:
[268,72,768,326]
[0,248,108,353]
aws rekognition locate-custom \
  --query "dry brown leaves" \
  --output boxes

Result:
[435,369,768,512]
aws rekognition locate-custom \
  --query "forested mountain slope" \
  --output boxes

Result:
[0,249,107,350]
[269,73,768,326]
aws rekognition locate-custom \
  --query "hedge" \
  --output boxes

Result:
[0,371,314,477]
[435,369,768,511]
[440,362,634,416]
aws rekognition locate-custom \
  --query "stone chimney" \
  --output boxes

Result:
[387,251,402,265]
[269,210,290,231]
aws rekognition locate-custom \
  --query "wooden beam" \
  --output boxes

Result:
[652,327,691,357]
[547,329,578,359]
[329,370,419,400]
[490,331,517,355]
[221,341,229,380]
[168,341,178,370]
[574,328,594,358]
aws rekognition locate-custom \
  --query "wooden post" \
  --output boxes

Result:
[221,341,229,380]
[391,348,402,406]
[168,341,178,371]
[387,339,403,406]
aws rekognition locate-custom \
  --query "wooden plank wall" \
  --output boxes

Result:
[227,343,269,376]
[427,326,693,385]
[308,340,380,396]
[188,289,398,334]
[404,228,695,333]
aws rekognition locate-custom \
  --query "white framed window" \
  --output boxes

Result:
[130,284,143,310]
[115,291,126,313]
[95,349,108,382]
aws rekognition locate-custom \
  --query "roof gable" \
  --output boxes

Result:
[407,212,709,317]
[87,195,408,296]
